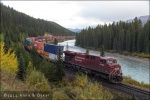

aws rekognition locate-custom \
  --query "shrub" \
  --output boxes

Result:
[123,51,130,56]
[109,50,117,53]
[73,73,88,87]
[123,76,150,90]
[25,70,50,92]
[68,74,113,100]
[82,82,112,100]
[52,90,70,100]
[132,53,138,57]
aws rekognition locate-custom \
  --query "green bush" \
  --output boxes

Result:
[67,74,113,100]
[52,90,70,100]
[73,73,88,87]
[123,51,130,56]
[25,70,50,92]
[123,76,150,90]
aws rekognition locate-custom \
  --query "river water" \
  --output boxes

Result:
[58,39,150,84]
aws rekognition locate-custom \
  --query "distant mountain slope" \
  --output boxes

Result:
[126,15,150,26]
[1,3,75,36]
[68,28,81,33]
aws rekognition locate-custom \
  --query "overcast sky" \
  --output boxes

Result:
[2,1,149,29]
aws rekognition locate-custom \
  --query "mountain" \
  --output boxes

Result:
[1,3,75,37]
[68,28,82,33]
[126,15,150,26]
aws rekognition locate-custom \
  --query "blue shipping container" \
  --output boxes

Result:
[44,44,64,55]
[25,38,33,46]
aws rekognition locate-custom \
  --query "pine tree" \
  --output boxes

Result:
[100,45,105,57]
[17,53,26,81]
[54,46,65,82]
[53,38,58,45]
[66,42,69,51]
[30,47,40,69]
[86,48,89,55]
[4,31,11,54]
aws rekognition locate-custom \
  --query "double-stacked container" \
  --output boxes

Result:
[44,44,64,61]
[29,37,35,41]
[44,36,53,41]
[33,41,44,54]
[25,38,33,49]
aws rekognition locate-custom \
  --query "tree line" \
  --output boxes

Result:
[0,3,75,43]
[75,18,149,54]
[1,2,76,53]
[0,2,67,82]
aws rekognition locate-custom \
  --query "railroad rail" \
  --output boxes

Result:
[63,68,150,100]
[118,83,150,100]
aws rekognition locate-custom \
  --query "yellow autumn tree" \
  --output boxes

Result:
[44,32,49,37]
[1,42,18,76]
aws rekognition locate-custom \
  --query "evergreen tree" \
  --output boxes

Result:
[39,59,54,82]
[86,48,89,55]
[66,42,69,51]
[17,53,26,81]
[100,45,105,57]
[54,46,65,82]
[30,47,40,69]
[75,17,149,54]
[53,38,58,45]
[4,31,11,54]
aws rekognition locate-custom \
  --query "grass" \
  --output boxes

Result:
[107,50,150,59]
[1,70,30,91]
[123,76,150,91]
[2,68,143,99]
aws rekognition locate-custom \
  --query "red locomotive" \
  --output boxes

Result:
[63,50,123,83]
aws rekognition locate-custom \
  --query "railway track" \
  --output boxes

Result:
[118,83,150,100]
[63,68,150,100]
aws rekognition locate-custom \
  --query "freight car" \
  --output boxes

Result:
[63,51,123,83]
[24,36,64,62]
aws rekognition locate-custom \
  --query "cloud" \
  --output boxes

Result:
[77,1,149,22]
[2,1,149,29]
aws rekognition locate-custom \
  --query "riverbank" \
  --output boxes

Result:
[88,49,149,66]
[105,52,149,66]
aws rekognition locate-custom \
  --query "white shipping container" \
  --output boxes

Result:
[49,53,57,60]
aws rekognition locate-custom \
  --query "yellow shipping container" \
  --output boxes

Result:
[37,50,43,54]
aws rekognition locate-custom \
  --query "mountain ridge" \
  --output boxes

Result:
[126,15,150,26]
[68,28,81,33]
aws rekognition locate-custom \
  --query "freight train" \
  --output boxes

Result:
[24,35,123,83]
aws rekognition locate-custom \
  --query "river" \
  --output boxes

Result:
[58,39,150,84]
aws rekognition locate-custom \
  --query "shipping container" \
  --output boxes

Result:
[25,38,33,46]
[27,46,32,50]
[30,37,35,41]
[44,44,64,55]
[49,53,57,60]
[35,37,39,41]
[33,41,44,50]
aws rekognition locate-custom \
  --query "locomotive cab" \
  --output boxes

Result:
[106,58,123,83]
[99,57,123,83]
